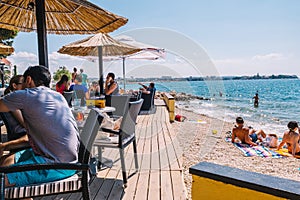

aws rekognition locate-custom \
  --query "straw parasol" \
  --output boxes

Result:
[104,35,165,90]
[104,51,162,90]
[0,0,128,67]
[0,43,14,55]
[58,33,141,94]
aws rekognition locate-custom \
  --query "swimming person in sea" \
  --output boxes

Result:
[231,117,266,146]
[253,91,259,107]
[277,121,300,157]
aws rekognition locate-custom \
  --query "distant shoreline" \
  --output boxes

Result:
[87,75,299,83]
[124,74,298,82]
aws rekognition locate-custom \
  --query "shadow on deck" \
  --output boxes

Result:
[36,102,186,200]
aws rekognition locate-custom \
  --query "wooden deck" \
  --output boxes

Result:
[36,104,186,200]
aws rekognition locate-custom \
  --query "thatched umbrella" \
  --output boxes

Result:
[0,43,14,87]
[0,0,127,68]
[0,43,14,55]
[104,35,165,90]
[58,33,141,94]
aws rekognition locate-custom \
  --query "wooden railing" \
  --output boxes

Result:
[162,93,175,122]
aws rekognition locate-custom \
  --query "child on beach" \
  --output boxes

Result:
[231,117,266,146]
[262,134,278,148]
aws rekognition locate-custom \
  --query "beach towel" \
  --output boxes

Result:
[275,148,300,159]
[187,119,207,124]
[234,143,283,158]
[225,137,283,158]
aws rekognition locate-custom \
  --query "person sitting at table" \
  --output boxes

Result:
[1,75,27,142]
[104,72,119,106]
[69,74,90,105]
[139,82,156,95]
[89,81,100,97]
[55,74,69,94]
[0,65,80,187]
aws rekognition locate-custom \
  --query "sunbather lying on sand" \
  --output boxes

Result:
[231,117,266,146]
[277,121,300,157]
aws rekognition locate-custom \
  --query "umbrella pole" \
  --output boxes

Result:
[35,0,48,68]
[122,57,126,91]
[98,46,104,95]
[0,63,4,88]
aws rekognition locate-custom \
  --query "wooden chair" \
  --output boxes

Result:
[94,99,144,186]
[0,108,105,200]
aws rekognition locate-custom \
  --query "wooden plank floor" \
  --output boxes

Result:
[36,104,186,200]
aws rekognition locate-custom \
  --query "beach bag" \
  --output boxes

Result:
[175,114,187,122]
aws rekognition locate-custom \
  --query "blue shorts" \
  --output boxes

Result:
[7,148,76,187]
[249,133,258,143]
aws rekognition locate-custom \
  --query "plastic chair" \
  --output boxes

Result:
[93,99,144,186]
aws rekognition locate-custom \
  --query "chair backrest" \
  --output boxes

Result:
[110,95,130,117]
[72,90,86,106]
[0,112,12,140]
[62,91,74,107]
[0,112,27,142]
[78,108,104,163]
[141,92,154,110]
[119,99,143,143]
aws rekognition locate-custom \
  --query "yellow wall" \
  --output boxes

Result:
[191,175,286,200]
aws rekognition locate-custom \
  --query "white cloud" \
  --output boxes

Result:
[10,51,37,60]
[49,52,84,62]
[252,53,285,61]
[213,58,244,65]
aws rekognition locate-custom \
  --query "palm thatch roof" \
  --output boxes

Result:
[0,43,14,55]
[58,33,141,57]
[0,0,128,34]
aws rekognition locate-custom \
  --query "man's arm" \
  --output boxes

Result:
[0,100,10,112]
[0,135,29,156]
[138,83,147,89]
[231,129,236,143]
[11,110,26,128]
[245,136,257,146]
[105,82,117,95]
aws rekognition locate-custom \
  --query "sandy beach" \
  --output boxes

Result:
[171,105,300,199]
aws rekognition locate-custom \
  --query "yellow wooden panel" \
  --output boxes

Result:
[169,112,175,122]
[191,176,286,200]
[168,99,175,112]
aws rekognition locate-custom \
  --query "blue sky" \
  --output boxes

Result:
[8,0,300,78]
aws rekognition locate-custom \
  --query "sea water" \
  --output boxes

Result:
[126,79,300,135]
